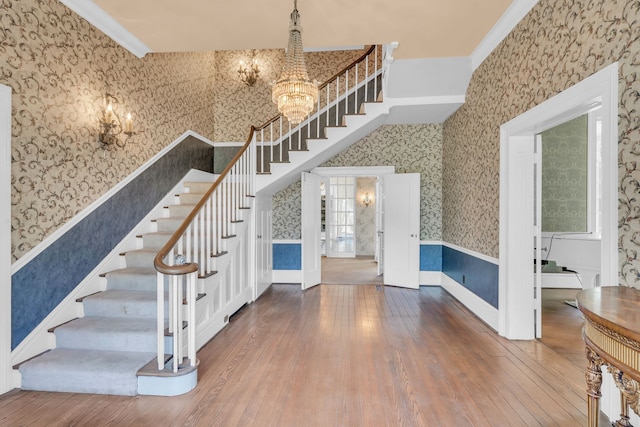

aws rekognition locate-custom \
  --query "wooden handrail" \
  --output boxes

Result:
[153,126,256,275]
[254,45,377,132]
[154,45,380,274]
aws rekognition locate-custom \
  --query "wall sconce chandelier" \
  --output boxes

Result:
[238,50,260,86]
[272,0,318,125]
[98,92,136,150]
[363,192,372,207]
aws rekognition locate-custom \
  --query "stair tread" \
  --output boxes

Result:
[19,348,155,395]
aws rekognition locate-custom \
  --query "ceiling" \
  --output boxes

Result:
[90,0,514,59]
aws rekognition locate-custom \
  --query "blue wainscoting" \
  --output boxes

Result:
[273,243,301,270]
[273,243,443,272]
[11,136,214,349]
[420,244,442,271]
[441,246,499,308]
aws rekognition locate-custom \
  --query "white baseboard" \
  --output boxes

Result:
[420,271,441,286]
[440,273,499,331]
[272,270,301,284]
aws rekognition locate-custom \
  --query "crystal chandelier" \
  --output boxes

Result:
[272,0,318,125]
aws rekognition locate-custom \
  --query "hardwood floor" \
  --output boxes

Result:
[0,285,607,426]
[321,256,383,285]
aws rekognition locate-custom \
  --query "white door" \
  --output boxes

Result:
[301,172,322,289]
[254,194,272,299]
[375,177,384,276]
[534,134,542,338]
[383,173,420,289]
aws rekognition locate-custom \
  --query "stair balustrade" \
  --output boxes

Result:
[153,135,255,372]
[254,45,383,174]
[152,45,385,376]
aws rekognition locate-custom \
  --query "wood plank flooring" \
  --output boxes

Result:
[0,285,608,426]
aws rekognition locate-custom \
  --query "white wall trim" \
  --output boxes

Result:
[420,271,442,286]
[60,0,151,58]
[273,239,302,245]
[12,130,214,274]
[272,270,302,284]
[1,84,12,393]
[470,0,540,71]
[442,241,499,265]
[212,141,245,147]
[420,240,443,245]
[499,63,618,341]
[441,274,499,330]
[311,166,395,176]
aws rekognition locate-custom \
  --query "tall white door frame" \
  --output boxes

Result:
[1,84,12,394]
[499,63,618,339]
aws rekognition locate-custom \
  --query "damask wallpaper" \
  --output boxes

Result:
[356,177,376,256]
[541,114,588,232]
[442,0,640,287]
[3,0,365,262]
[2,0,216,261]
[272,124,443,241]
[213,49,367,142]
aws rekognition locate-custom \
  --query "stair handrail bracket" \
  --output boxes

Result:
[153,129,256,373]
[253,45,384,174]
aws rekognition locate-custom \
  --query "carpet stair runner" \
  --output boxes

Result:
[18,182,212,396]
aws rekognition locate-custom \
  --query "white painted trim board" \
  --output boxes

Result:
[1,85,12,393]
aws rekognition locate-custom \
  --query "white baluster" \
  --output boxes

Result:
[335,76,339,125]
[156,271,165,370]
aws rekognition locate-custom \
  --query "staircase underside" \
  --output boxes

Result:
[256,95,464,196]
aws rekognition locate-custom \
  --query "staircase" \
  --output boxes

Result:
[255,45,389,195]
[17,181,227,396]
[14,44,403,396]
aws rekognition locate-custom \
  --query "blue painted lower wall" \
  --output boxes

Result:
[273,243,301,270]
[272,243,443,272]
[11,136,214,349]
[272,242,498,309]
[441,246,499,308]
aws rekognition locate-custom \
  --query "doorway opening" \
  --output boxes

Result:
[499,63,618,340]
[302,166,420,290]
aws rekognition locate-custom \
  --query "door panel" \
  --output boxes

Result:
[383,173,420,289]
[301,172,322,289]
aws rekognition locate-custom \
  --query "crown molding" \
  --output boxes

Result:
[470,0,539,71]
[60,0,151,58]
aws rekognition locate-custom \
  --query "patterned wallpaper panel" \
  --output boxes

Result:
[442,0,640,286]
[213,49,367,142]
[2,0,216,261]
[273,124,443,241]
[356,177,376,256]
[3,0,364,262]
[541,114,588,232]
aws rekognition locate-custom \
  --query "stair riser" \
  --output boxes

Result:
[107,271,158,292]
[166,204,196,218]
[141,233,172,250]
[124,251,156,269]
[55,326,171,353]
[184,182,215,193]
[83,297,169,319]
[177,193,204,204]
